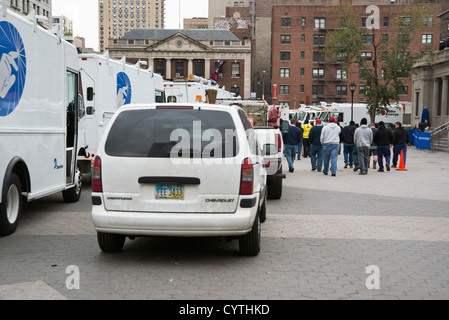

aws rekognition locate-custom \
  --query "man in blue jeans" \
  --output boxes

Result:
[320,116,341,176]
[309,118,324,172]
[283,119,303,173]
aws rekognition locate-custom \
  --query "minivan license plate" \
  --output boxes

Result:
[156,185,184,200]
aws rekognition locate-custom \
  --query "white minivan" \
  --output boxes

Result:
[91,103,267,256]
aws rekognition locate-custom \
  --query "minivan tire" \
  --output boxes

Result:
[97,232,126,252]
[239,212,261,256]
[0,173,23,237]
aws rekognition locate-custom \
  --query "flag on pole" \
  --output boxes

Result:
[211,61,226,84]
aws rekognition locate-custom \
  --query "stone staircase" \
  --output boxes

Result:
[431,122,449,153]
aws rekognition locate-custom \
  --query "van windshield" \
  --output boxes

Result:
[105,109,239,158]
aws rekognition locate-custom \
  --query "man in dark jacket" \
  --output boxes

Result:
[308,118,324,172]
[341,121,356,169]
[373,121,394,172]
[283,119,303,172]
[392,122,410,168]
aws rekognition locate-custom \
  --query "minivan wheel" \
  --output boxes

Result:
[97,232,126,252]
[0,173,23,237]
[239,212,261,257]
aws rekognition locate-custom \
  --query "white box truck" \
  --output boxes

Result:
[0,6,83,236]
[164,74,237,104]
[77,53,165,174]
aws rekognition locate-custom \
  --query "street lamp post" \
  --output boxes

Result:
[262,70,266,101]
[350,82,357,123]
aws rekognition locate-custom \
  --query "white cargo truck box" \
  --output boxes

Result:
[0,6,83,236]
[77,53,165,173]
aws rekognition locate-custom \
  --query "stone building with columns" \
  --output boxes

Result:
[413,48,449,128]
[107,29,252,99]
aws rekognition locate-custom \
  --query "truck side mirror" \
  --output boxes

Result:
[87,87,94,101]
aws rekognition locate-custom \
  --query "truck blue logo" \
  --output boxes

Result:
[0,21,27,117]
[117,72,132,107]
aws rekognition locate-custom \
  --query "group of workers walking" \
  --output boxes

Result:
[283,117,410,176]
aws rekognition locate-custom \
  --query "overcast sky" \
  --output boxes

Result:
[52,0,208,51]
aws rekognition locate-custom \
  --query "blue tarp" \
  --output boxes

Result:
[414,131,432,150]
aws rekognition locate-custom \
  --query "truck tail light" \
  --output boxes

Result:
[240,158,254,195]
[92,156,103,193]
[275,133,282,153]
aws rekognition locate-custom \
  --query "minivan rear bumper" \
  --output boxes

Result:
[91,194,259,237]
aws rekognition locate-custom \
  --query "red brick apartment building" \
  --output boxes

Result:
[270,4,442,108]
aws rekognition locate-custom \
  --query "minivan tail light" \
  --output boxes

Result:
[92,156,103,193]
[240,158,254,195]
[276,133,282,153]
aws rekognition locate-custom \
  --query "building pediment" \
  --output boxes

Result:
[145,33,213,53]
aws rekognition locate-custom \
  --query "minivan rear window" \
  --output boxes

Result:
[105,109,239,158]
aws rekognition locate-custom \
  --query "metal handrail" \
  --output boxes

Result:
[430,121,449,136]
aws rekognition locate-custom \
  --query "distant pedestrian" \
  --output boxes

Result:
[309,118,324,172]
[354,118,373,176]
[418,119,429,132]
[302,120,313,158]
[283,119,303,173]
[369,123,378,170]
[341,121,356,169]
[373,121,394,172]
[320,116,341,177]
[392,122,410,168]
[295,120,304,160]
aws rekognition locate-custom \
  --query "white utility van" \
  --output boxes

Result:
[0,7,83,236]
[77,53,165,174]
[91,103,267,256]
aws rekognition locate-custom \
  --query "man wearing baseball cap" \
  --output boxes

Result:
[320,116,341,176]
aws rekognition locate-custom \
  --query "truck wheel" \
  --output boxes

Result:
[0,173,23,237]
[239,212,261,257]
[62,168,82,203]
[97,232,126,252]
[267,177,283,200]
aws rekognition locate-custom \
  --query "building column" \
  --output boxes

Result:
[188,59,193,77]
[433,78,440,118]
[205,59,211,79]
[443,77,449,117]
[166,59,171,79]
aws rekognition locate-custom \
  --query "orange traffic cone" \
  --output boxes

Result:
[396,150,408,171]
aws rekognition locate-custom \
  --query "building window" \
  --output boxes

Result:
[313,52,325,64]
[336,85,347,96]
[300,51,305,60]
[313,68,324,79]
[175,62,184,77]
[401,85,408,95]
[281,34,291,44]
[231,87,240,96]
[314,18,326,29]
[155,60,165,76]
[302,17,306,26]
[280,51,291,61]
[313,35,325,46]
[422,34,433,44]
[336,69,347,80]
[300,68,305,76]
[231,62,240,78]
[361,51,373,62]
[383,17,389,27]
[279,85,290,95]
[194,60,204,77]
[312,85,324,96]
[280,68,290,78]
[301,34,305,43]
[300,85,305,93]
[281,17,291,27]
